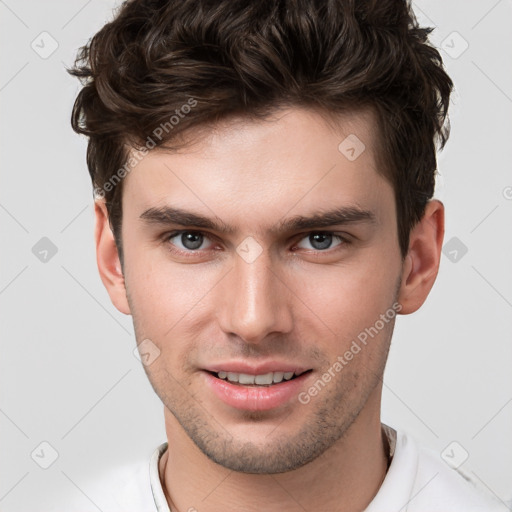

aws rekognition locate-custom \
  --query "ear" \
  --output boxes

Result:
[398,199,444,315]
[94,200,131,315]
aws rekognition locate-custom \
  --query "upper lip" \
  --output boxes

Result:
[204,361,312,375]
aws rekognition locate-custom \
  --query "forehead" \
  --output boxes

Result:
[121,107,393,231]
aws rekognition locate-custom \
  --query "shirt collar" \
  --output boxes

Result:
[149,441,171,512]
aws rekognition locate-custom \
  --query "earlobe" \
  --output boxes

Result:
[94,200,131,315]
[398,200,445,315]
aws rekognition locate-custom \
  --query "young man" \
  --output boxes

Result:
[66,0,507,510]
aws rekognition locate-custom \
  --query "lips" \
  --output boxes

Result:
[202,363,313,411]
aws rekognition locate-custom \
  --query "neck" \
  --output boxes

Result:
[159,391,388,512]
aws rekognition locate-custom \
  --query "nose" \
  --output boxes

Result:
[215,247,293,344]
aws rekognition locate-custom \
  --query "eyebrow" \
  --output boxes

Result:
[139,205,376,235]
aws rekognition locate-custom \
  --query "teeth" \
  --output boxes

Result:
[216,370,302,385]
[273,371,284,383]
[255,373,273,385]
[238,373,255,385]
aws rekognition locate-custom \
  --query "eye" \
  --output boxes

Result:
[295,232,345,251]
[167,231,214,252]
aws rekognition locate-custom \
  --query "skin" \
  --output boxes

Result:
[95,107,444,512]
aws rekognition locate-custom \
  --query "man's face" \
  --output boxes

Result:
[120,107,404,473]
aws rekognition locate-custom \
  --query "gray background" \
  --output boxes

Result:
[1,0,511,510]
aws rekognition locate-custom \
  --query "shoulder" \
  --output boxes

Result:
[46,444,166,512]
[412,438,507,511]
[367,427,508,512]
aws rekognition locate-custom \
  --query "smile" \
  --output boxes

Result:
[204,369,313,411]
[213,370,309,386]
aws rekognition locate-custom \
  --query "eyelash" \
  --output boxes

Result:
[162,230,351,258]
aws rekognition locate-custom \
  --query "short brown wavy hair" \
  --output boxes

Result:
[69,0,453,261]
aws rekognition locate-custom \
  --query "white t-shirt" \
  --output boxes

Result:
[50,426,508,511]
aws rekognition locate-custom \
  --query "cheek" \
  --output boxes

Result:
[123,249,204,338]
[291,258,399,336]
[124,249,232,373]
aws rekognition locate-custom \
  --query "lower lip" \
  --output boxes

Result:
[203,371,311,411]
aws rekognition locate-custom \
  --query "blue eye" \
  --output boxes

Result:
[296,232,344,251]
[167,231,213,251]
[163,230,349,258]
